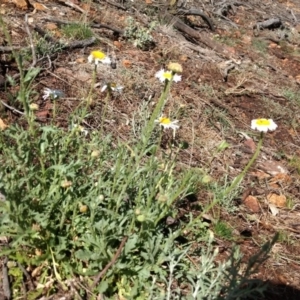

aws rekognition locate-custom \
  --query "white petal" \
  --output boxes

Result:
[101,57,111,64]
[155,69,164,78]
[155,69,165,82]
[173,74,182,82]
[268,120,278,131]
[88,55,94,63]
[101,85,108,92]
[250,120,256,130]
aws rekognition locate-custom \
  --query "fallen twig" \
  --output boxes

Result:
[254,18,282,30]
[163,12,236,59]
[91,23,124,35]
[2,257,11,300]
[57,0,87,14]
[0,46,22,53]
[62,37,96,50]
[90,236,128,290]
[1,100,24,115]
[103,0,126,11]
[25,14,37,67]
[17,261,35,290]
[176,8,215,31]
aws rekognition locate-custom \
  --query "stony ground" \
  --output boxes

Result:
[1,0,300,299]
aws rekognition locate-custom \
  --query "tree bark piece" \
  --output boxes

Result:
[175,8,215,31]
[163,12,235,59]
[254,18,282,30]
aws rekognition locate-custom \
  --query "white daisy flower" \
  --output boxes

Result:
[155,116,179,130]
[71,124,88,136]
[101,83,124,93]
[88,50,111,65]
[155,69,181,83]
[43,88,64,100]
[251,119,277,132]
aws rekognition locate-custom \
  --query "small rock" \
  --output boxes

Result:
[243,195,260,213]
[241,138,256,153]
[267,193,286,207]
[258,160,288,176]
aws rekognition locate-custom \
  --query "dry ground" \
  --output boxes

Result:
[1,0,300,299]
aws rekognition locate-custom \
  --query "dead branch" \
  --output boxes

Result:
[163,12,236,59]
[1,100,24,115]
[215,3,237,17]
[2,257,11,300]
[25,14,37,67]
[103,0,126,11]
[90,236,128,290]
[0,46,22,53]
[254,18,282,30]
[91,23,124,35]
[175,9,215,31]
[57,0,87,14]
[62,37,96,50]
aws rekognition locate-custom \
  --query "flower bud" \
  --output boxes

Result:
[167,62,183,73]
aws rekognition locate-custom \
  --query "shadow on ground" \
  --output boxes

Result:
[252,282,300,300]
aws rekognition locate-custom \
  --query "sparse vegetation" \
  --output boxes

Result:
[251,38,268,53]
[1,0,300,299]
[61,23,93,40]
[124,17,157,49]
[214,221,233,240]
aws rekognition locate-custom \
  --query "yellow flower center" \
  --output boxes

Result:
[163,72,172,80]
[160,117,171,125]
[91,51,106,60]
[255,119,271,126]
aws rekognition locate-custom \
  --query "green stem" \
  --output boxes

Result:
[197,132,264,220]
[223,132,264,197]
[115,78,174,210]
[100,84,112,132]
[86,64,97,105]
[142,78,172,149]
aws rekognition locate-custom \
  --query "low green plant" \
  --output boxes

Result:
[214,34,238,47]
[35,36,64,57]
[214,221,232,240]
[251,38,268,53]
[278,230,293,246]
[282,88,300,105]
[124,17,156,49]
[206,175,240,214]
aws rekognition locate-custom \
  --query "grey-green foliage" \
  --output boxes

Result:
[124,17,157,49]
[0,124,195,297]
[0,123,277,298]
[35,36,64,57]
[178,232,277,300]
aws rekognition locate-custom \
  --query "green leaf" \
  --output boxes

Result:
[23,67,41,83]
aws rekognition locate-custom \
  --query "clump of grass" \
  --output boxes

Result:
[61,23,93,40]
[282,88,300,105]
[289,155,300,174]
[215,221,233,240]
[251,38,268,53]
